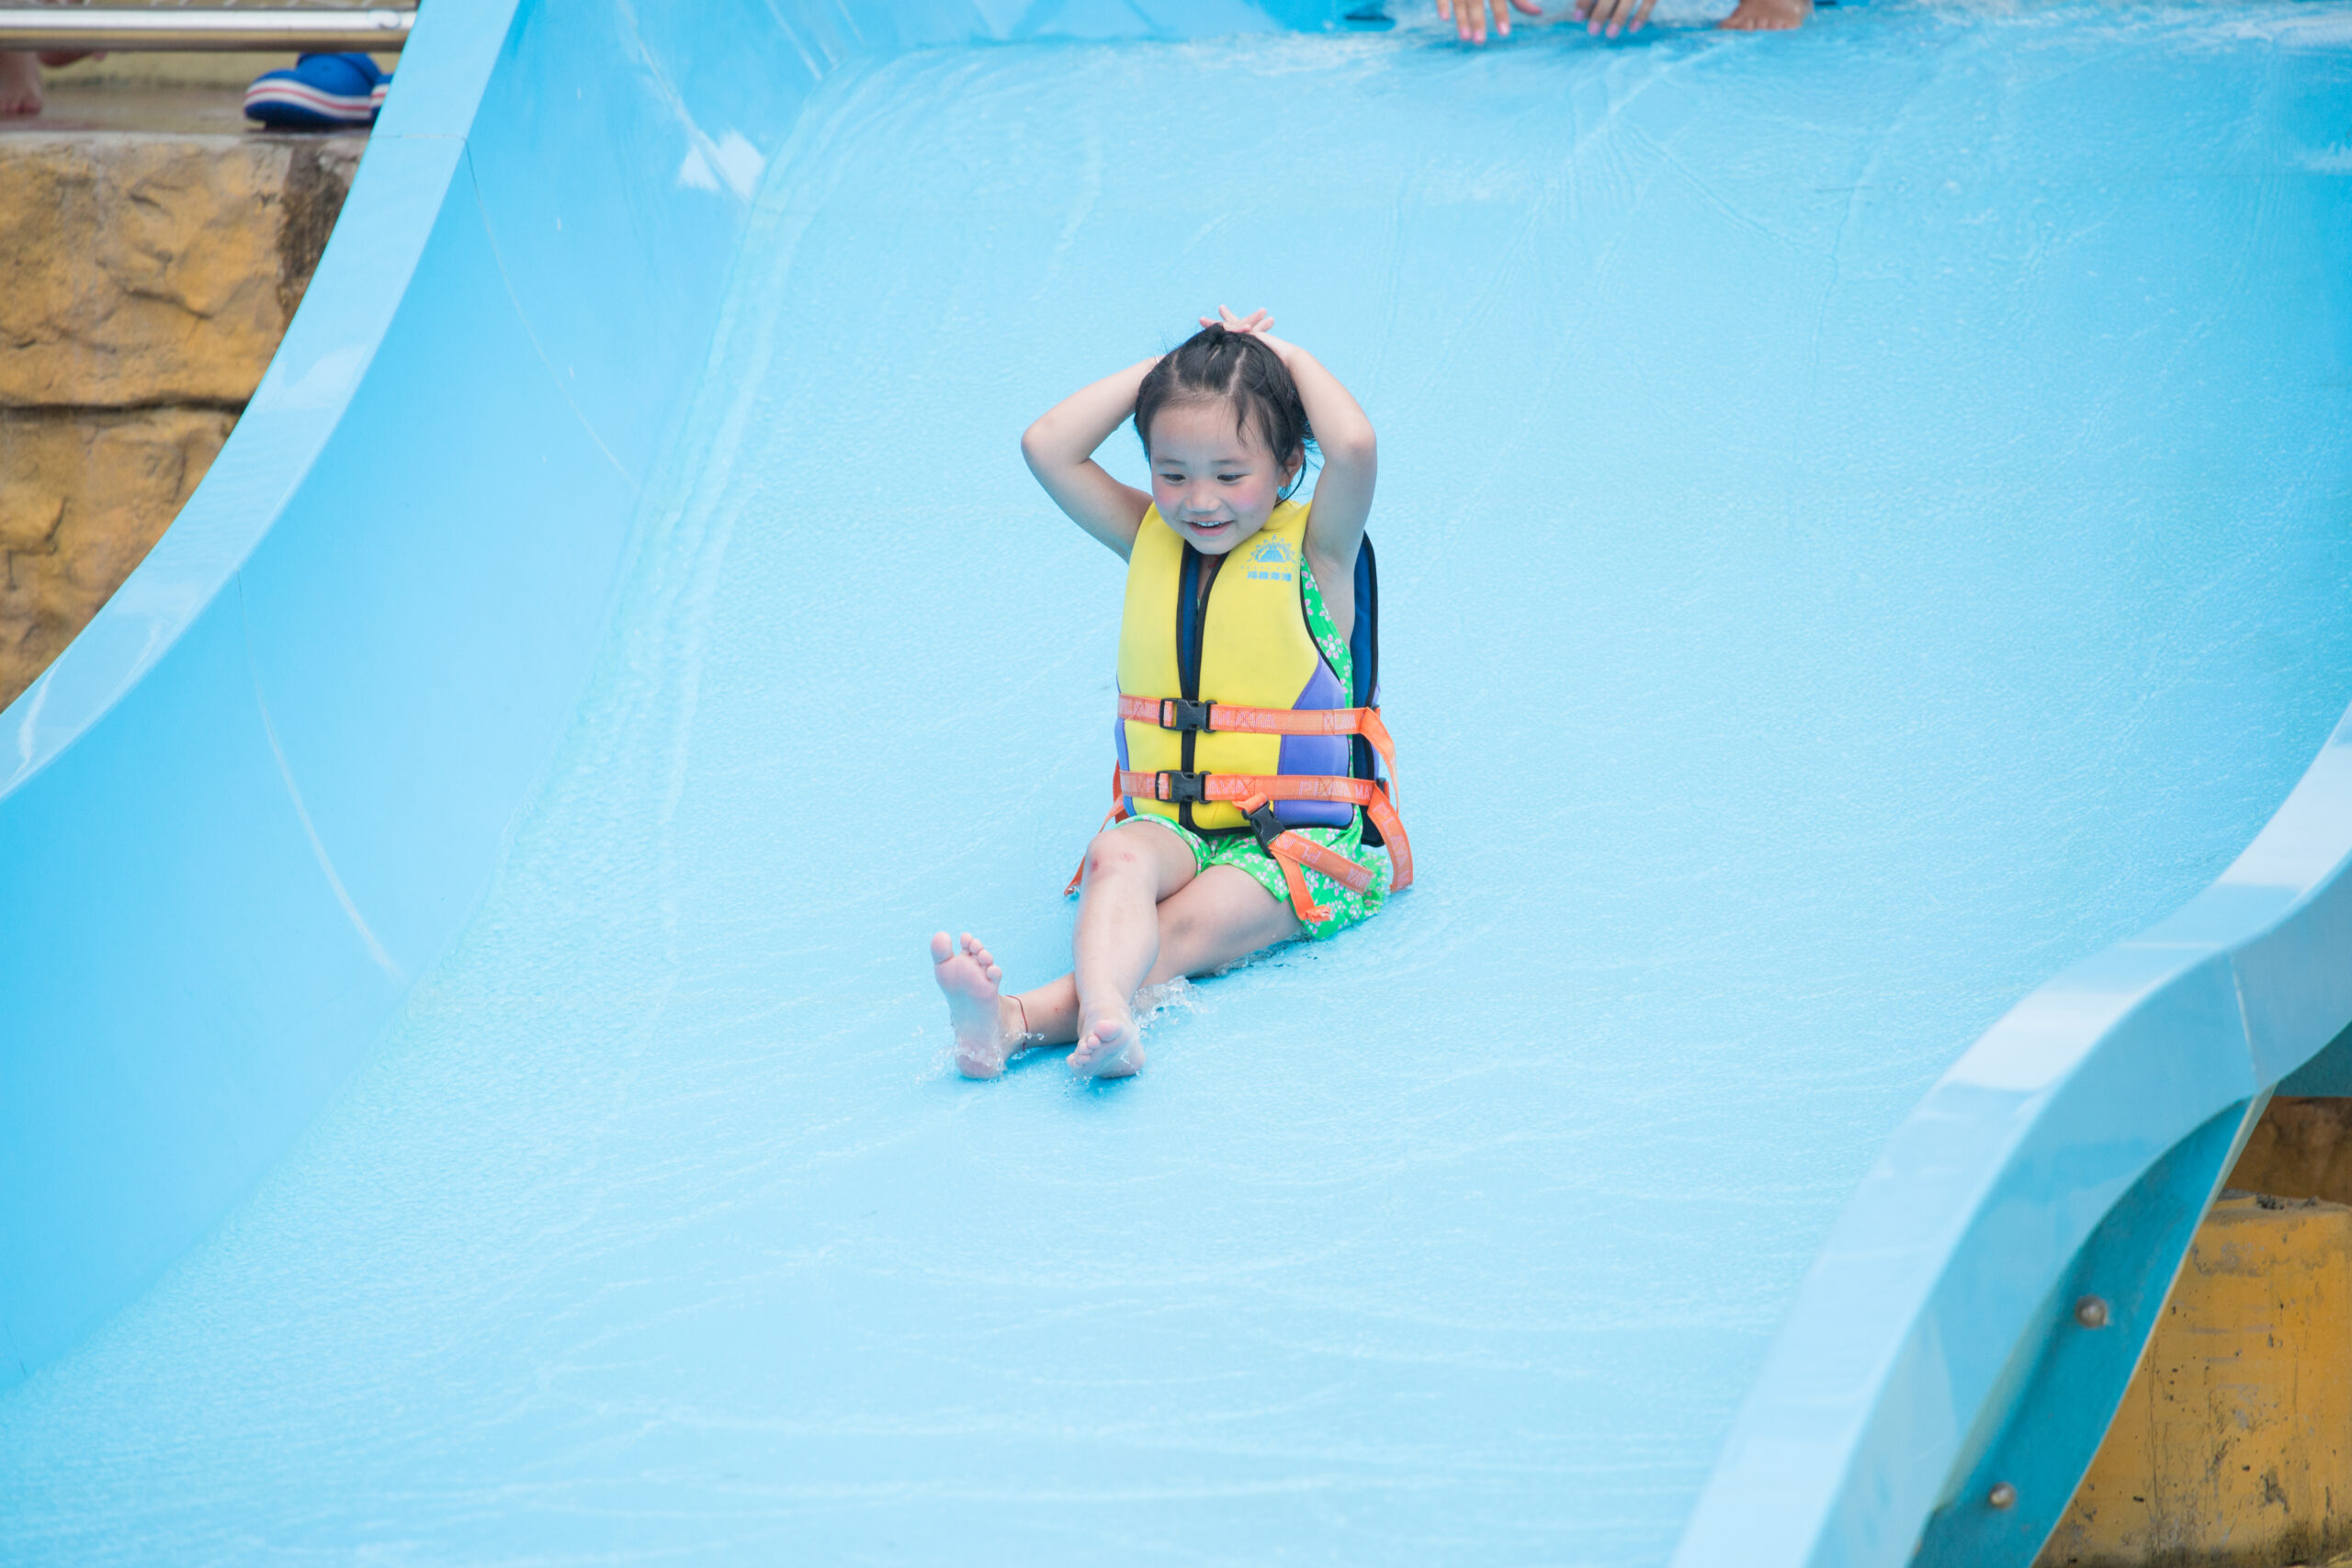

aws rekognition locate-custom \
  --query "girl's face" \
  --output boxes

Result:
[1146,400,1301,556]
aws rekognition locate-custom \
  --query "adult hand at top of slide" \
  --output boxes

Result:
[1437,0,1542,43]
[1575,0,1656,35]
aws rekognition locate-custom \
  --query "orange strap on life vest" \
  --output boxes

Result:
[1235,791,1375,924]
[1115,694,1400,803]
[1115,764,1409,855]
[1064,766,1415,923]
[1121,769,1411,902]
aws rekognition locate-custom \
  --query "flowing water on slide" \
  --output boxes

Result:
[6,6,2352,1562]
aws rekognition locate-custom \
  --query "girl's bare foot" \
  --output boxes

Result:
[1069,1009,1144,1080]
[1,52,43,118]
[931,931,1025,1078]
[1720,0,1810,28]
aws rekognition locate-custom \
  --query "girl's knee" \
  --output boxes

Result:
[1081,829,1151,884]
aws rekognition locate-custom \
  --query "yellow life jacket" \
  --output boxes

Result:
[1080,499,1414,924]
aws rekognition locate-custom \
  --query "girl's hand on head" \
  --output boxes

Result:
[1573,0,1655,36]
[1438,0,1542,44]
[1200,306,1273,337]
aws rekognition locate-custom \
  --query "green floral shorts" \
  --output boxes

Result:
[1118,812,1389,941]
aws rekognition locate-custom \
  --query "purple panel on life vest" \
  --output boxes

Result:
[1115,716,1136,818]
[1277,660,1354,829]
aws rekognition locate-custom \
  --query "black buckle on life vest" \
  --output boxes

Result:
[1243,800,1287,856]
[1159,698,1214,732]
[1156,770,1210,805]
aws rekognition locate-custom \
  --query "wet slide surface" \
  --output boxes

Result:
[6,6,2352,1563]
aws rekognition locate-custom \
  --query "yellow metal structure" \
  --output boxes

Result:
[2037,1190,2352,1568]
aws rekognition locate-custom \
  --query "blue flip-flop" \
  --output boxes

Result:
[243,52,390,130]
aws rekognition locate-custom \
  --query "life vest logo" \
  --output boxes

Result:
[1248,535,1296,582]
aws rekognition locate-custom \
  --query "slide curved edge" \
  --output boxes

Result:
[1672,703,2352,1568]
[0,0,528,1390]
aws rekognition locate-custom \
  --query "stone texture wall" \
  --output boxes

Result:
[2224,1096,2352,1203]
[0,131,361,707]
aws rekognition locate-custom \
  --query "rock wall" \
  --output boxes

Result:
[0,131,361,708]
[2224,1096,2352,1203]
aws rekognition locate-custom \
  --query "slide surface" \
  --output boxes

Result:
[5,3,2352,1564]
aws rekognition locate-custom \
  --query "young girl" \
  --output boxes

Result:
[930,308,1412,1080]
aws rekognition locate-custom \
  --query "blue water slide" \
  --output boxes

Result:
[4,2,2350,1563]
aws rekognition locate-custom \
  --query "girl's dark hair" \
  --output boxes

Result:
[1133,325,1316,498]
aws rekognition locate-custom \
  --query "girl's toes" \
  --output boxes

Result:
[930,931,953,963]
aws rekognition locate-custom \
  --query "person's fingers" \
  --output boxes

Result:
[1511,0,1542,14]
[1631,0,1657,28]
[1491,0,1512,37]
[1437,0,1454,21]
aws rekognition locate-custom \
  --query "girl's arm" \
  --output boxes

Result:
[1206,310,1378,608]
[1020,357,1159,559]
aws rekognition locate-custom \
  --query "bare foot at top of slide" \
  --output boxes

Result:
[1069,1008,1144,1080]
[1719,0,1811,28]
[932,931,1026,1079]
[1,52,43,118]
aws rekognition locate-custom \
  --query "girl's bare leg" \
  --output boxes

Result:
[932,824,1300,1080]
[931,820,1193,1079]
[1032,854,1299,1077]
[1065,821,1197,1077]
